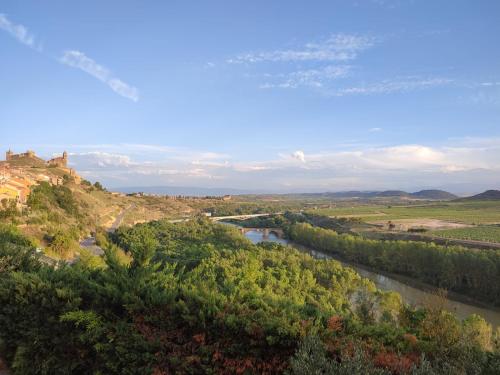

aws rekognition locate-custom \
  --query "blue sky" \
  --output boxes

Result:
[1,0,499,193]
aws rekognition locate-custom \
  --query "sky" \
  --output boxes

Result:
[1,0,499,194]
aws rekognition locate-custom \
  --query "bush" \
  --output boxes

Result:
[48,231,78,259]
[28,182,79,216]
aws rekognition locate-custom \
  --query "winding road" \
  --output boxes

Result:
[79,205,134,255]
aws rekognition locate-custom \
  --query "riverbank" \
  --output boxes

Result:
[295,241,500,312]
[238,227,500,327]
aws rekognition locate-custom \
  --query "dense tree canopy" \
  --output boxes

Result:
[0,220,499,374]
[288,223,500,306]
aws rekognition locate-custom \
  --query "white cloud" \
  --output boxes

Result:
[260,65,350,89]
[54,139,500,193]
[228,33,375,64]
[60,50,139,102]
[0,13,39,50]
[333,77,453,96]
[69,152,133,168]
[107,79,139,101]
[290,150,306,163]
[369,127,382,132]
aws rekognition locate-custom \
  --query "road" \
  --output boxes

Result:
[210,213,280,221]
[79,205,133,255]
[107,204,134,232]
[79,236,105,256]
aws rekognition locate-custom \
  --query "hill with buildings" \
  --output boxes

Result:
[0,149,239,261]
[0,149,81,205]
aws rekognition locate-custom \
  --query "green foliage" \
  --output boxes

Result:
[114,224,158,267]
[47,231,79,259]
[27,182,79,216]
[288,223,500,306]
[0,199,19,220]
[93,181,105,191]
[233,212,359,235]
[0,224,40,273]
[0,220,498,374]
[77,248,106,269]
[288,336,389,375]
[287,335,338,374]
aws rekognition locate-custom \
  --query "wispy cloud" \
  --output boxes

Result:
[369,127,382,132]
[228,31,465,98]
[71,151,133,168]
[60,50,139,102]
[260,65,350,89]
[228,33,376,64]
[53,138,500,193]
[333,77,453,96]
[0,13,40,50]
[480,82,500,87]
[227,33,385,94]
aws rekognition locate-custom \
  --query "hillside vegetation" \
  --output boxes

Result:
[288,223,500,306]
[0,164,252,258]
[1,220,499,374]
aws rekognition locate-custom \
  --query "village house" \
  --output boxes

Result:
[1,149,82,205]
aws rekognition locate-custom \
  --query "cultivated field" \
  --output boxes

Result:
[311,201,500,225]
[431,225,500,243]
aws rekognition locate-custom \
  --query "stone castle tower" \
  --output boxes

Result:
[5,149,39,162]
[47,151,68,168]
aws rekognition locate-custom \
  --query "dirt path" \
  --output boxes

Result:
[368,218,472,230]
[79,205,134,256]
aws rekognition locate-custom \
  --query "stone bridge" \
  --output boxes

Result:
[210,213,280,221]
[238,227,285,238]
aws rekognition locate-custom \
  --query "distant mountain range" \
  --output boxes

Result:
[113,186,460,200]
[457,189,500,201]
[297,189,458,200]
[111,186,500,201]
[112,186,261,196]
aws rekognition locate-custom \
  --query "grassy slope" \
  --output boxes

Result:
[7,165,253,245]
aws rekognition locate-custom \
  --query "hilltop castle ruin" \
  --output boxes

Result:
[2,149,81,190]
[5,149,68,168]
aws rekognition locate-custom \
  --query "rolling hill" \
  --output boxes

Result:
[460,189,500,201]
[298,189,457,200]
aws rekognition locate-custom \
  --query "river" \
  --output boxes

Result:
[242,228,500,328]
